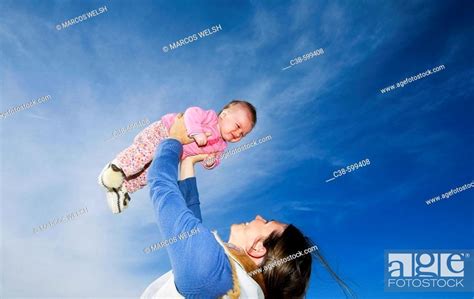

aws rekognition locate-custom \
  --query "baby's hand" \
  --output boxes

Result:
[192,133,208,147]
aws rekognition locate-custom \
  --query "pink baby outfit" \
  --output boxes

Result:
[115,107,227,193]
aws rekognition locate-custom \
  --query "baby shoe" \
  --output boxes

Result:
[98,161,129,214]
[98,161,125,190]
[106,185,131,214]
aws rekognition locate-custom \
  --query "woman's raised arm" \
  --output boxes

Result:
[146,116,233,297]
[178,154,208,222]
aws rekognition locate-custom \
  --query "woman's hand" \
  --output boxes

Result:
[180,154,210,180]
[169,114,211,145]
[169,114,194,145]
[184,154,209,165]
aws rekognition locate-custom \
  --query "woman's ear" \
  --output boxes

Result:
[247,239,267,259]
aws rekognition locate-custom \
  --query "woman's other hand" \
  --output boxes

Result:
[184,154,209,165]
[169,114,211,145]
[180,154,210,180]
[169,114,195,145]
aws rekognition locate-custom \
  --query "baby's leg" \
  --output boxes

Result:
[115,120,168,178]
[115,121,169,193]
[122,163,150,193]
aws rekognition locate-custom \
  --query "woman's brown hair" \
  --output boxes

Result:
[260,224,355,298]
[228,224,354,298]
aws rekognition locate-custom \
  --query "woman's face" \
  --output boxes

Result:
[228,215,287,260]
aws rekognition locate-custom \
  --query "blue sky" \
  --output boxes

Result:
[1,0,473,298]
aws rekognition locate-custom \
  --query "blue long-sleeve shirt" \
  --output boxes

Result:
[177,178,202,222]
[147,138,233,298]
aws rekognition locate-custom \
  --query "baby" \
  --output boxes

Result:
[98,100,257,214]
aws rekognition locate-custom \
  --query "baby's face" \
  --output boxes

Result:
[218,105,253,142]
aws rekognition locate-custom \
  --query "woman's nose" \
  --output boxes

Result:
[255,215,266,222]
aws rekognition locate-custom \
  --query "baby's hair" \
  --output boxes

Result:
[220,99,257,127]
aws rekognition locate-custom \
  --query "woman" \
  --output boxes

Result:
[141,115,352,298]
